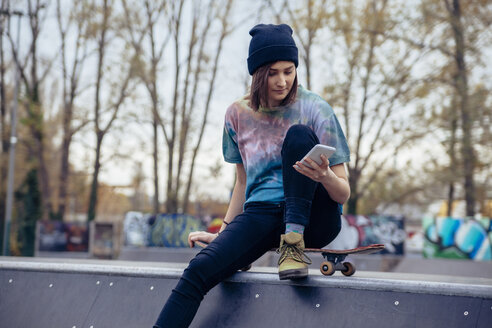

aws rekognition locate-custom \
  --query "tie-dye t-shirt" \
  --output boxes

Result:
[222,85,350,205]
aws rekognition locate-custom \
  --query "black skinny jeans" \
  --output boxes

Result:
[154,125,342,328]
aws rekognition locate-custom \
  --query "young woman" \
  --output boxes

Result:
[154,23,350,328]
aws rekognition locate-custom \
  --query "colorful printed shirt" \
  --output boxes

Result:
[222,85,350,204]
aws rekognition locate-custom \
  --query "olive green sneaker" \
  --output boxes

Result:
[277,232,312,280]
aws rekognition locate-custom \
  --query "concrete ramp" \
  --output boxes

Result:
[1,257,491,328]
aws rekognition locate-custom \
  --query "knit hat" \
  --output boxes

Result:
[247,24,298,75]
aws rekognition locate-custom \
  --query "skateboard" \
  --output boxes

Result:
[195,240,384,276]
[305,244,385,276]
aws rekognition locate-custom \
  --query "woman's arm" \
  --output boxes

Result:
[188,163,246,247]
[219,163,246,233]
[294,155,350,204]
[320,163,350,204]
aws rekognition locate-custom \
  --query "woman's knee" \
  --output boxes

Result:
[286,124,313,136]
[282,124,319,154]
[285,124,318,143]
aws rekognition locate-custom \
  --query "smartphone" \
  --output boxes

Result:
[300,144,336,168]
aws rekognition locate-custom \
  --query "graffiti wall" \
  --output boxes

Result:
[123,211,405,252]
[327,215,405,255]
[124,211,151,247]
[123,212,205,247]
[37,221,89,252]
[149,214,205,247]
[423,217,492,261]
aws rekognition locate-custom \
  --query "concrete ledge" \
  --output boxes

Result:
[1,257,492,328]
[2,257,491,299]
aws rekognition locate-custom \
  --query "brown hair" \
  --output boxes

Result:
[249,63,298,111]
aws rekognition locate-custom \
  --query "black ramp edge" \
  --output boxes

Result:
[1,258,491,328]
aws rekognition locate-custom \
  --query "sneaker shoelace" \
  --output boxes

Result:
[277,243,312,265]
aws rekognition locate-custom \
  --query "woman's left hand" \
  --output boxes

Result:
[188,231,219,248]
[293,154,337,183]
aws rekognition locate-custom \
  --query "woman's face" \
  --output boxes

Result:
[267,61,296,107]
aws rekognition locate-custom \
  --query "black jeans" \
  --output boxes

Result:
[154,125,342,328]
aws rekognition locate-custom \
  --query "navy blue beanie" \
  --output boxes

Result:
[247,24,298,75]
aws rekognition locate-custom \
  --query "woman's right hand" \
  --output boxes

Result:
[188,231,219,248]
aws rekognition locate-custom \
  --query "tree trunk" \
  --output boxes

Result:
[57,117,71,220]
[152,116,159,214]
[449,0,475,217]
[175,9,198,209]
[346,196,358,216]
[347,24,376,216]
[346,170,359,215]
[87,0,109,221]
[446,183,455,217]
[28,3,52,219]
[34,127,52,219]
[16,169,41,256]
[166,147,177,213]
[55,0,86,221]
[88,138,102,221]
[446,97,458,217]
[165,0,185,214]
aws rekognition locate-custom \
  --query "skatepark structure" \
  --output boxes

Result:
[1,256,491,328]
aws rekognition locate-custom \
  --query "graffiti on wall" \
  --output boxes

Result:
[149,214,205,247]
[37,221,89,252]
[124,211,150,247]
[327,215,405,255]
[423,217,492,261]
[124,211,405,252]
[124,212,205,247]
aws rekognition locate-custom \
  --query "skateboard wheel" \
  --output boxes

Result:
[341,262,355,276]
[320,261,335,276]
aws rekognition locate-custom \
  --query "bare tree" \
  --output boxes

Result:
[86,0,144,221]
[445,0,474,216]
[323,0,425,214]
[383,0,492,216]
[275,0,330,90]
[152,0,236,214]
[124,0,250,214]
[175,0,202,211]
[6,0,54,219]
[54,0,91,220]
[262,0,424,214]
[121,0,170,215]
[163,0,184,213]
[181,0,235,213]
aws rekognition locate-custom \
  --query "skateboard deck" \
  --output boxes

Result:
[195,241,384,276]
[304,244,385,276]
